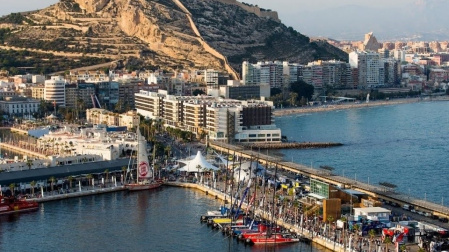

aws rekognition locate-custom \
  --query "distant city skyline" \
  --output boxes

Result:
[3,0,449,41]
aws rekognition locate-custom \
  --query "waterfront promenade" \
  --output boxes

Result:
[209,141,449,219]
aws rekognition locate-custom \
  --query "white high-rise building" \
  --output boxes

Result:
[242,61,283,88]
[349,51,382,89]
[44,76,66,107]
[242,61,261,85]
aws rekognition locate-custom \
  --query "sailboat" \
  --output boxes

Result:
[125,129,162,191]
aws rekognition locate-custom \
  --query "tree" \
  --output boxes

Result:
[271,88,282,96]
[368,229,376,252]
[49,176,56,192]
[104,169,109,184]
[26,159,33,170]
[290,80,314,101]
[68,176,73,189]
[121,166,127,183]
[86,174,93,187]
[383,235,392,252]
[9,183,15,196]
[192,89,205,96]
[30,180,36,195]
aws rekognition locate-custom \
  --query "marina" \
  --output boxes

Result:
[0,101,448,251]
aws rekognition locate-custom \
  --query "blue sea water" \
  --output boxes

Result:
[0,188,324,252]
[276,101,449,204]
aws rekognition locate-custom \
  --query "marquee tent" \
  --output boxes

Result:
[178,151,219,172]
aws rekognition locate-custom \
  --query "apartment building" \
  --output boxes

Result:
[349,51,383,89]
[44,76,66,107]
[86,108,140,129]
[135,90,281,143]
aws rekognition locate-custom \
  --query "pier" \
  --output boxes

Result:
[209,141,449,219]
[0,142,47,159]
[243,142,343,149]
[28,186,126,203]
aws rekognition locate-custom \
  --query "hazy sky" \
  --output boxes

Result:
[2,0,448,40]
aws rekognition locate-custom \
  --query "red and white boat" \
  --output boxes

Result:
[246,233,300,245]
[0,195,38,214]
[125,129,162,191]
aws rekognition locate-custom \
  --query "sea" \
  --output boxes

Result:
[276,100,449,205]
[1,100,448,251]
[0,188,322,252]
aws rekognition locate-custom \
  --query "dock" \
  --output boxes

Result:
[166,182,354,252]
[28,186,126,203]
[209,141,449,219]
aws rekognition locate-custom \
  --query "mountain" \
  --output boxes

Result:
[0,0,347,77]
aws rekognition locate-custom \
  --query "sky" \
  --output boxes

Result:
[2,0,449,41]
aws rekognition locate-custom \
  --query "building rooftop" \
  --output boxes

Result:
[354,207,391,213]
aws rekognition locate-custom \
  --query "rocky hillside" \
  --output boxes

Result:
[0,0,348,77]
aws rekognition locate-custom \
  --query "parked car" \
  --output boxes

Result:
[411,209,417,213]
[424,212,432,217]
[439,217,449,223]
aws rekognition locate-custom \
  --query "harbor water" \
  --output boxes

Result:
[0,187,324,252]
[276,100,449,204]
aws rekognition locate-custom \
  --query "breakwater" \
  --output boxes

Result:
[243,142,343,149]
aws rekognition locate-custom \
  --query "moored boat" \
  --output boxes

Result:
[125,129,162,191]
[246,233,300,245]
[0,195,38,215]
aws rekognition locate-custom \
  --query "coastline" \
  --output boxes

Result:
[273,96,449,117]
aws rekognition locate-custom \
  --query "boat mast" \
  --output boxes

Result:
[136,131,140,184]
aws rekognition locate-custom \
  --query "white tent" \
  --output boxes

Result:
[178,151,219,172]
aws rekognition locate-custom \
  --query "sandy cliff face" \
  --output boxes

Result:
[74,0,110,12]
[0,0,347,76]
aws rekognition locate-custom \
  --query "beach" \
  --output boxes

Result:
[273,96,449,116]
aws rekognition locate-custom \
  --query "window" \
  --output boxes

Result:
[248,134,257,138]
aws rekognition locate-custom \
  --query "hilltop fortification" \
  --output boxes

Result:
[0,0,347,76]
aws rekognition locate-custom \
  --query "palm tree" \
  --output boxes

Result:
[196,165,202,182]
[68,176,73,189]
[26,159,33,170]
[400,244,407,252]
[384,235,392,252]
[30,180,36,196]
[49,176,56,192]
[86,174,93,187]
[9,183,15,196]
[327,215,334,237]
[121,166,127,184]
[368,229,376,252]
[104,169,109,185]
